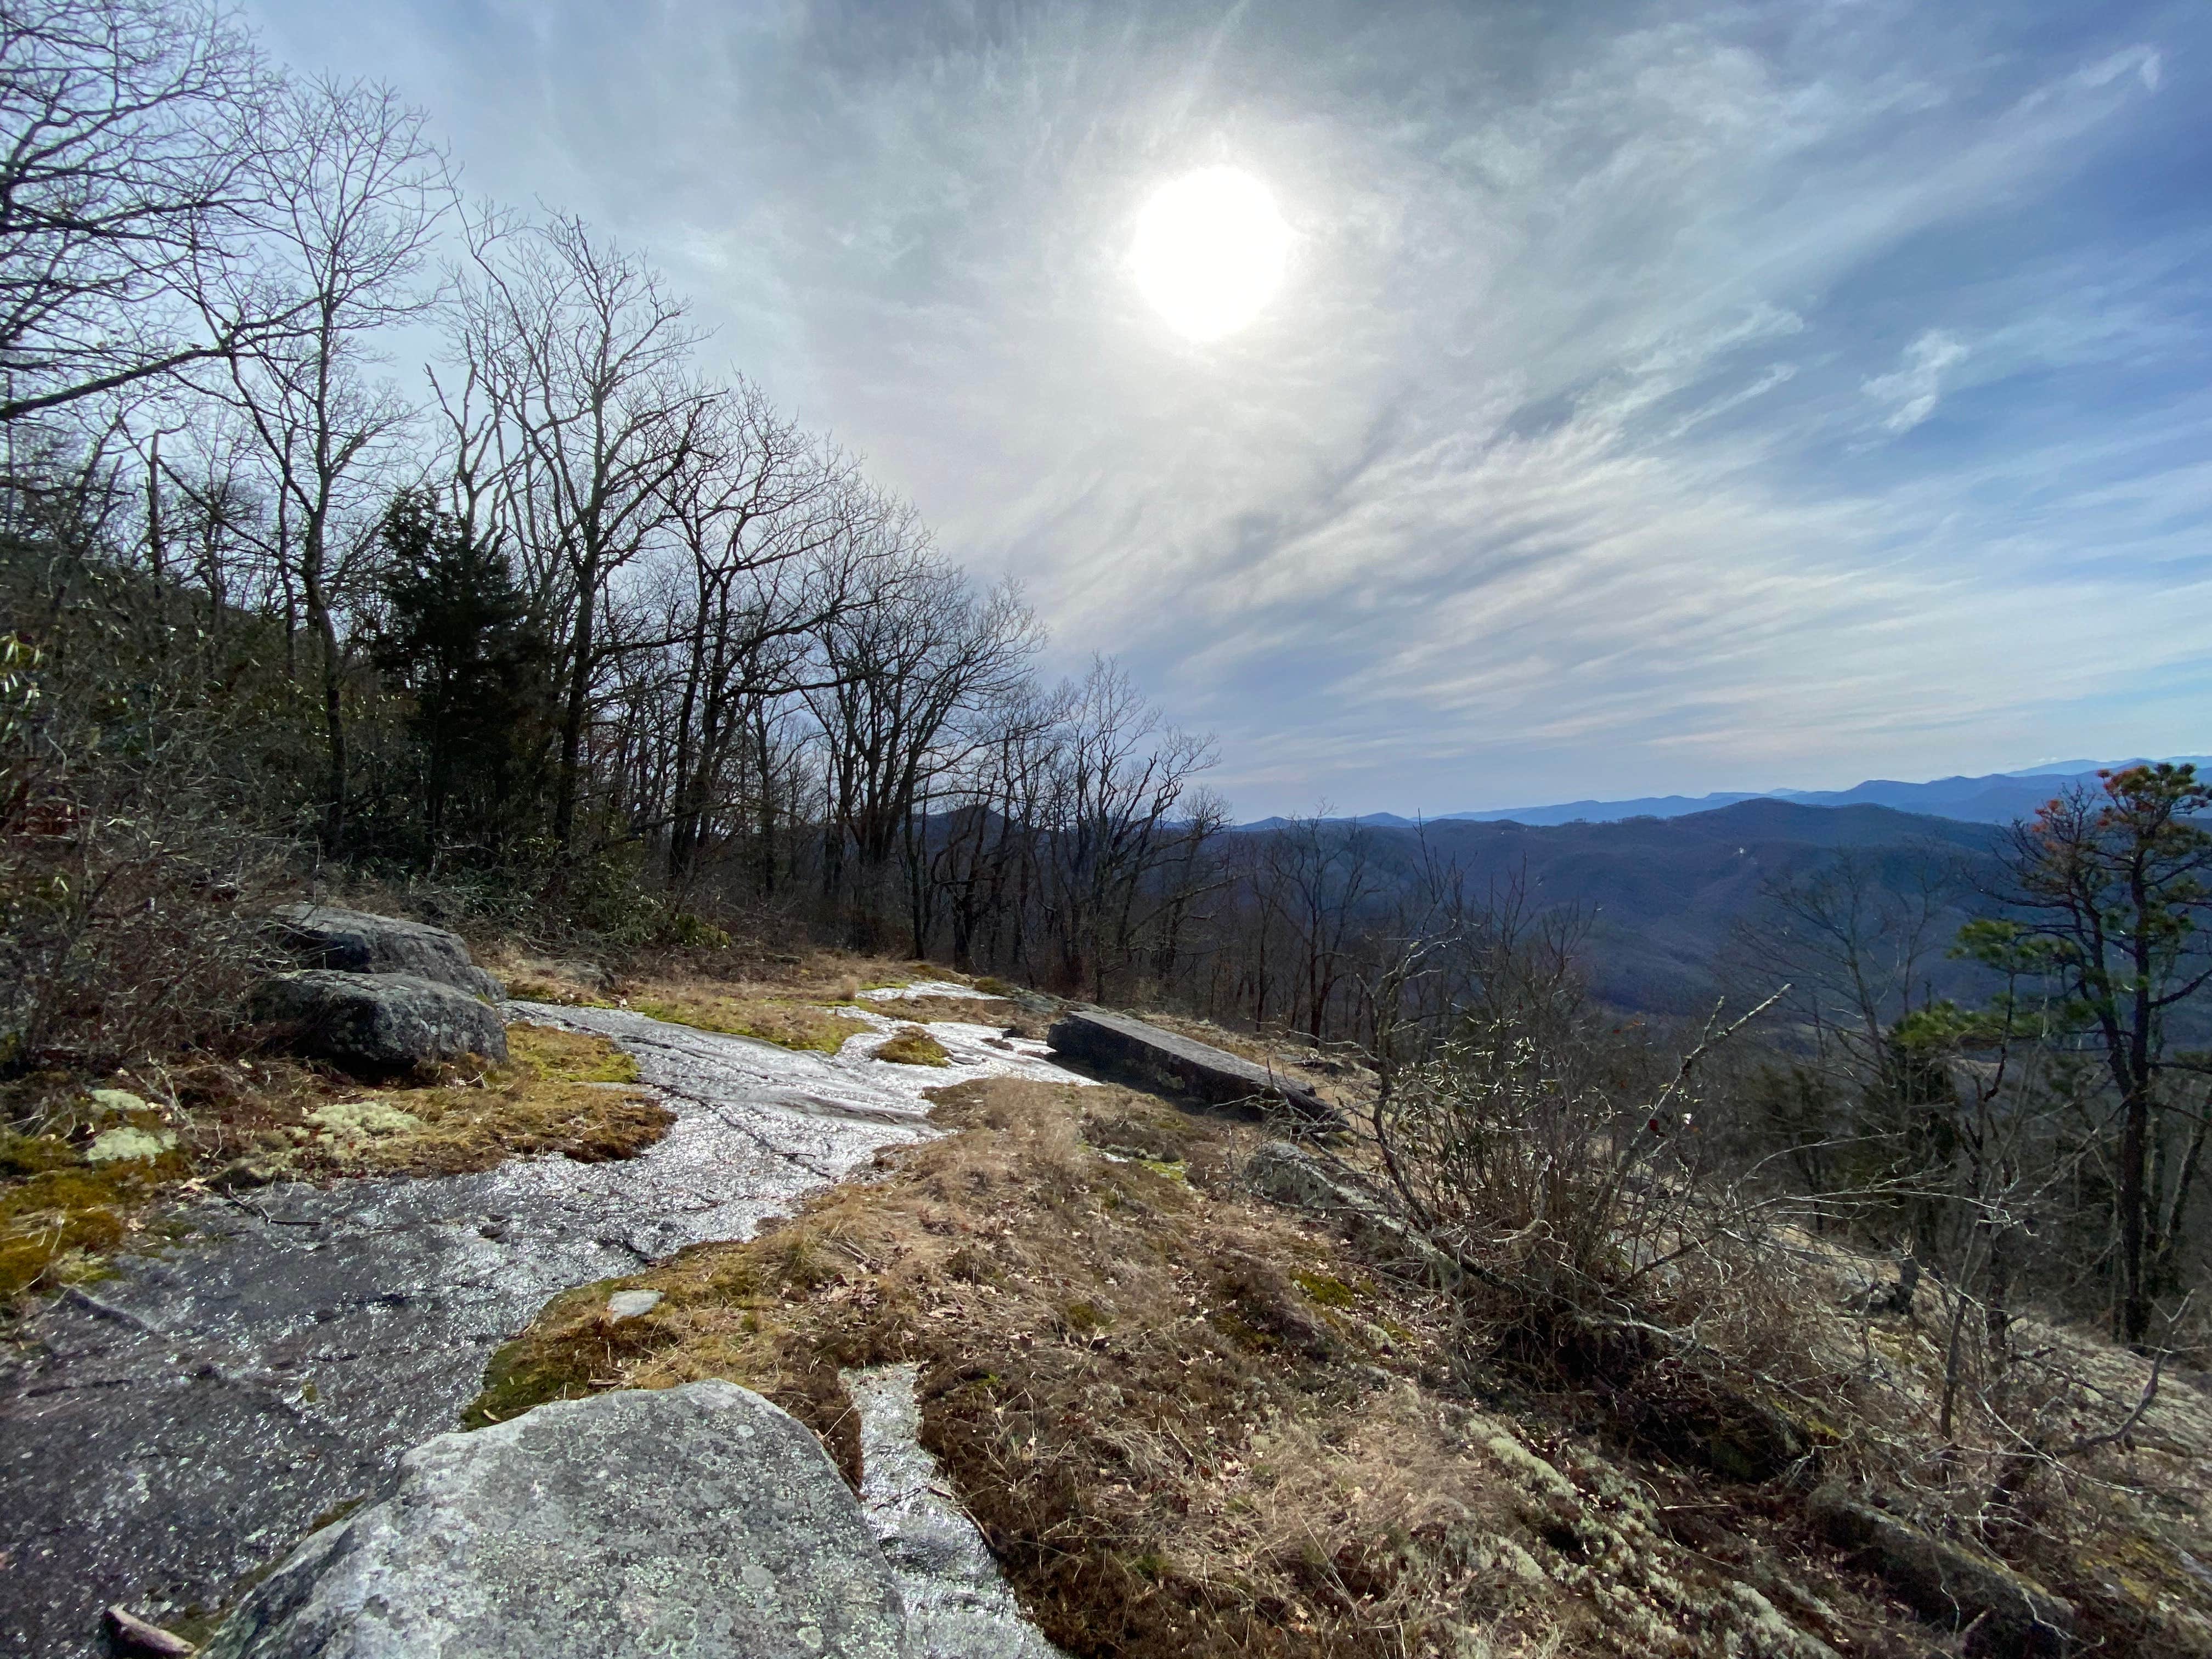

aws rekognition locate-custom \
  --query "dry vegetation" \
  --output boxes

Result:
[471,1069,2132,1659]
[872,1024,953,1066]
[0,1022,666,1307]
[496,947,961,1053]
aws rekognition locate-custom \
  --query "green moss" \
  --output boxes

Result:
[876,1026,952,1067]
[1210,1310,1280,1353]
[516,1027,639,1085]
[0,1158,183,1299]
[462,1279,626,1428]
[1293,1270,1359,1308]
[1062,1299,1110,1334]
[306,1100,425,1142]
[0,1131,78,1178]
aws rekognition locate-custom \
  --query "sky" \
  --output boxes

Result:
[245,0,2212,819]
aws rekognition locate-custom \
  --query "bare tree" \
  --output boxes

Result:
[1036,657,1218,999]
[202,75,450,846]
[806,545,1036,945]
[445,210,713,851]
[657,390,871,890]
[0,0,296,425]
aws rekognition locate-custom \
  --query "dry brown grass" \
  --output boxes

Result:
[623,988,872,1054]
[506,949,959,1053]
[463,1075,1952,1659]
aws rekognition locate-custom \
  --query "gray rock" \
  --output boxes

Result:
[270,905,504,1002]
[844,1363,1064,1659]
[604,1288,662,1322]
[253,970,509,1069]
[0,1007,938,1659]
[1808,1485,2072,1656]
[202,1381,909,1659]
[1047,1007,1342,1128]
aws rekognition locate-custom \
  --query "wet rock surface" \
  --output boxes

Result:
[252,970,511,1068]
[268,905,504,1002]
[845,1362,1065,1659]
[1,1003,1084,1658]
[202,1381,908,1659]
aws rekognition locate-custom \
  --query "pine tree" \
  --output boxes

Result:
[372,490,545,865]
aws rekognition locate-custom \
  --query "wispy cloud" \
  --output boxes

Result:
[1864,332,1969,433]
[246,0,2212,812]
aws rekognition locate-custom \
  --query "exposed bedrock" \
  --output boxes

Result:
[1047,1006,1342,1128]
[1809,1485,2073,1657]
[204,1382,909,1659]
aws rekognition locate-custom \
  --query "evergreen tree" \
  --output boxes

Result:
[371,490,545,865]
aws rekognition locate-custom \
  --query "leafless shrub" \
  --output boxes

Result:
[0,627,288,1090]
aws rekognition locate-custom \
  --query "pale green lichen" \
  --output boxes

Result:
[1479,1430,1579,1504]
[85,1126,176,1163]
[307,1100,426,1141]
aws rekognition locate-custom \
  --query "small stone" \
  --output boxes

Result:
[86,1126,177,1164]
[104,1604,198,1656]
[605,1289,662,1322]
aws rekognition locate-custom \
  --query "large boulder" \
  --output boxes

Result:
[253,970,509,1069]
[203,1381,909,1659]
[270,904,504,1002]
[1047,1007,1343,1128]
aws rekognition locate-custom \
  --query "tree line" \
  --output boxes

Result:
[0,0,1238,995]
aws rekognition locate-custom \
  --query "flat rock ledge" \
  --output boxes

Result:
[1047,1007,1341,1128]
[1808,1485,2073,1657]
[270,904,505,1002]
[251,969,510,1069]
[204,1381,909,1659]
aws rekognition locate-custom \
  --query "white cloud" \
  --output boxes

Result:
[242,0,2209,812]
[1863,331,1970,433]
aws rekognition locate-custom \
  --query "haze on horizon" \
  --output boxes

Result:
[247,0,2212,820]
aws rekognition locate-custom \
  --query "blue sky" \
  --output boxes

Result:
[248,1,2212,817]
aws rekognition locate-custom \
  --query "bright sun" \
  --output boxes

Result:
[1131,166,1290,342]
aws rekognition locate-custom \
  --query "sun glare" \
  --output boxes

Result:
[1131,166,1290,342]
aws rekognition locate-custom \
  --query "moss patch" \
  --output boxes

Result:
[874,1025,951,1067]
[293,1023,667,1176]
[0,1155,184,1299]
[464,1278,634,1427]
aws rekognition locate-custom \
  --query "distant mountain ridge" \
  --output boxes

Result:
[1239,755,2211,832]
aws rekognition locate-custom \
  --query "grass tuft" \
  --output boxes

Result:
[627,990,869,1054]
[874,1024,951,1067]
